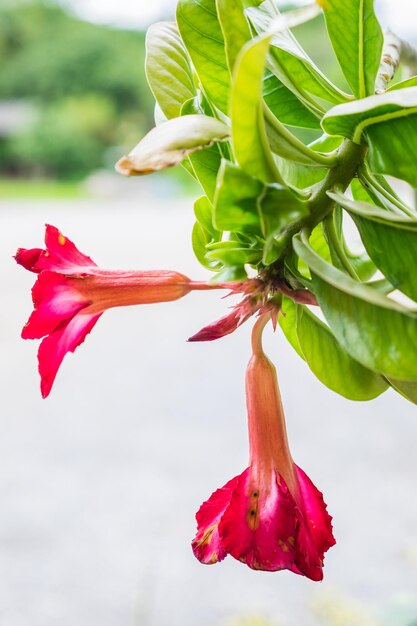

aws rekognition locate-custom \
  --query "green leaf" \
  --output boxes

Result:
[322,88,417,186]
[329,191,417,302]
[231,31,282,183]
[296,305,387,400]
[192,196,222,270]
[211,265,248,282]
[232,13,335,178]
[298,223,332,279]
[276,134,342,189]
[278,296,305,359]
[176,0,230,114]
[293,230,417,380]
[214,160,264,233]
[194,194,218,236]
[320,0,383,98]
[188,143,223,200]
[145,22,196,119]
[216,0,251,72]
[192,222,213,269]
[387,75,417,92]
[263,71,321,130]
[116,115,229,175]
[181,97,224,200]
[387,378,417,404]
[322,87,417,142]
[206,239,263,265]
[214,160,308,239]
[259,184,309,264]
[247,1,350,107]
[264,106,335,166]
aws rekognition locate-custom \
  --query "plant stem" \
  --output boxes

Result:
[306,139,367,225]
[359,167,417,217]
[263,105,338,167]
[323,213,360,280]
[271,139,367,265]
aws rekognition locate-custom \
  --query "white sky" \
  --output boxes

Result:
[64,0,417,38]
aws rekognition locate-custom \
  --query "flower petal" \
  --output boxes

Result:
[14,247,43,272]
[291,465,336,582]
[35,225,97,274]
[192,473,242,565]
[38,311,101,398]
[22,272,87,340]
[218,469,298,571]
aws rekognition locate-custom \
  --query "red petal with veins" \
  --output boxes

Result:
[192,473,241,564]
[38,312,101,398]
[22,272,88,340]
[291,465,336,582]
[218,468,298,571]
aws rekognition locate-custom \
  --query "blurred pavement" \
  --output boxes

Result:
[0,198,416,626]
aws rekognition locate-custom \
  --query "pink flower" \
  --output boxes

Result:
[16,225,221,398]
[192,316,335,581]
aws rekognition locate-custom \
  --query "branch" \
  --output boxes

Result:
[375,31,417,94]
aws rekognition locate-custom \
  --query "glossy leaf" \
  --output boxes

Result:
[213,160,308,263]
[214,161,263,233]
[320,0,383,98]
[278,296,305,359]
[322,88,417,186]
[387,378,417,405]
[247,1,350,107]
[216,0,251,71]
[116,115,230,175]
[293,231,417,381]
[232,14,335,179]
[145,22,196,119]
[206,239,263,266]
[329,191,417,302]
[263,71,321,130]
[322,87,417,142]
[192,196,222,270]
[231,30,282,183]
[387,75,417,91]
[296,305,388,400]
[276,134,341,189]
[181,97,224,200]
[177,0,230,114]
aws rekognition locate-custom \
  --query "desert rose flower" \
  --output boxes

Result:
[192,315,335,581]
[16,225,222,398]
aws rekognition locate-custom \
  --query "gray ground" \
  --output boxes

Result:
[1,197,417,626]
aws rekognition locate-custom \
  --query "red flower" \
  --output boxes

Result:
[16,225,221,398]
[192,316,335,581]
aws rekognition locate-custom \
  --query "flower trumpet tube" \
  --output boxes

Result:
[192,315,335,581]
[16,225,223,398]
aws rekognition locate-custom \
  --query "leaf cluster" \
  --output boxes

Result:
[123,0,417,405]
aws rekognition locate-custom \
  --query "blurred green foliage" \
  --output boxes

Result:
[0,0,153,179]
[0,1,345,183]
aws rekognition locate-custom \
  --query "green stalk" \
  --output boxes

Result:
[323,212,360,280]
[359,167,417,218]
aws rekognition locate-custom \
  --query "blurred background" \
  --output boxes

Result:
[1,1,417,625]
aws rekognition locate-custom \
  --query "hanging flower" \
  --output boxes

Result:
[15,225,222,398]
[192,315,335,581]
